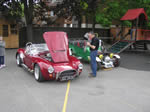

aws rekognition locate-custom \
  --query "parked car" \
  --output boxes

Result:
[69,39,120,70]
[16,32,83,82]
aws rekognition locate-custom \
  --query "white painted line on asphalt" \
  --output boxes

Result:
[62,80,71,112]
[118,99,140,112]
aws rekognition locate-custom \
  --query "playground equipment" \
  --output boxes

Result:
[108,8,150,53]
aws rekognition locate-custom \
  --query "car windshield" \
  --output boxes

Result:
[26,43,49,55]
[32,44,49,52]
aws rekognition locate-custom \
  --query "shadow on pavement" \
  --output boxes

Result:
[120,51,150,71]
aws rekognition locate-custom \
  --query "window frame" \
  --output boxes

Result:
[10,24,18,35]
[2,24,9,37]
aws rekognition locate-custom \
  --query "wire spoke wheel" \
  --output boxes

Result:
[34,65,40,80]
[34,64,45,82]
[16,54,22,67]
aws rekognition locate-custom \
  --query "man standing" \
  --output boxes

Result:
[87,31,99,77]
[0,36,6,69]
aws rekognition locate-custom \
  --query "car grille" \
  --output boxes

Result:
[59,70,76,77]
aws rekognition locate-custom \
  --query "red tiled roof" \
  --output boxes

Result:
[120,8,148,21]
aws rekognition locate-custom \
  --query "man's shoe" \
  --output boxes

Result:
[88,73,96,77]
[1,64,6,67]
[2,64,6,67]
[1,64,6,68]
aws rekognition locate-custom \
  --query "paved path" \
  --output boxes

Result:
[0,49,150,112]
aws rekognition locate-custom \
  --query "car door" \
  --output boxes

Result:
[24,50,33,69]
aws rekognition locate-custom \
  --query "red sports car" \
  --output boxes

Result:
[16,32,83,82]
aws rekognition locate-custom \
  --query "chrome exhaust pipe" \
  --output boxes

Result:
[21,64,34,73]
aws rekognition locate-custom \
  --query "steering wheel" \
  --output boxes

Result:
[25,42,33,54]
[26,42,33,47]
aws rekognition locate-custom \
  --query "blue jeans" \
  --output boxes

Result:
[90,50,97,76]
[0,56,4,65]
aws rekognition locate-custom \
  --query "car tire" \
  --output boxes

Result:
[114,58,120,67]
[16,54,22,67]
[34,64,45,82]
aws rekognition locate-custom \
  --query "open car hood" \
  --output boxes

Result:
[43,32,69,63]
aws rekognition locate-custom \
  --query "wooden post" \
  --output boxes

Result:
[131,21,134,40]
[121,22,123,40]
[135,17,139,41]
[129,21,134,50]
[134,17,139,49]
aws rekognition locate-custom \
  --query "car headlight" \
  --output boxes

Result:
[48,66,54,73]
[110,53,114,58]
[105,56,111,62]
[99,54,103,60]
[78,63,83,69]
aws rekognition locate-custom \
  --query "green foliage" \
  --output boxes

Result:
[0,0,24,21]
[96,13,111,27]
[9,2,24,18]
[122,21,132,27]
[2,0,150,28]
[96,0,128,27]
[95,0,150,28]
[80,0,88,10]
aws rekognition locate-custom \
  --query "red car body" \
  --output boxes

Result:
[16,32,83,82]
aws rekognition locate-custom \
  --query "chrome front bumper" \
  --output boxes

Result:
[56,69,80,81]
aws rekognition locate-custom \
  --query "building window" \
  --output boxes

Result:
[10,24,17,34]
[2,25,8,37]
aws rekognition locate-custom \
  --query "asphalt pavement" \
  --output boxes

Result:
[0,49,150,112]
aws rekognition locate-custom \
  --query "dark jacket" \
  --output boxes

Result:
[90,37,99,51]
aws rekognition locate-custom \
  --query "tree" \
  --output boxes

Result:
[54,0,99,29]
[127,0,150,27]
[21,0,33,42]
[55,0,83,28]
[33,1,61,26]
[96,0,128,27]
[84,0,99,30]
[0,0,37,42]
[32,0,99,29]
[95,0,150,28]
[0,0,23,21]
